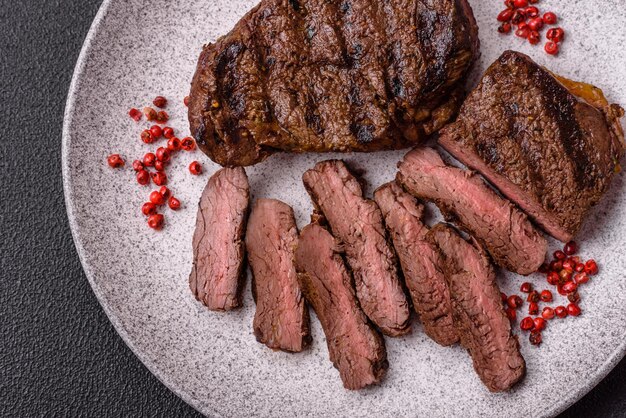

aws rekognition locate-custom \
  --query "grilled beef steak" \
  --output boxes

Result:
[397,147,547,275]
[189,167,250,310]
[374,182,457,346]
[295,223,388,390]
[188,0,479,166]
[439,51,625,242]
[303,160,410,336]
[427,224,525,392]
[246,198,311,352]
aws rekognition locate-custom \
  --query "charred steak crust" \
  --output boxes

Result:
[439,50,625,242]
[397,147,547,275]
[427,224,526,392]
[246,198,311,352]
[188,0,479,166]
[295,223,388,390]
[189,167,250,310]
[303,160,411,337]
[373,182,458,346]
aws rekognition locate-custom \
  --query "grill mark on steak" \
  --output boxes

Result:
[374,182,458,346]
[397,146,547,275]
[295,223,388,390]
[189,167,250,311]
[427,224,526,392]
[303,160,411,336]
[246,199,311,352]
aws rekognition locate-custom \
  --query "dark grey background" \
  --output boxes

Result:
[1,0,624,416]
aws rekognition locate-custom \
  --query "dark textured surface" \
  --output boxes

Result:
[0,0,624,416]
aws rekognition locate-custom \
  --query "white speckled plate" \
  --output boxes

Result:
[63,0,626,416]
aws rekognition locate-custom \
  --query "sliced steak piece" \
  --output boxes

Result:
[295,223,388,390]
[397,147,547,275]
[439,50,625,242]
[427,223,525,392]
[303,160,410,336]
[374,182,457,346]
[246,198,311,352]
[188,0,479,166]
[189,167,250,310]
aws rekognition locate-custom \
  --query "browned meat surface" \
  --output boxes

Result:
[427,224,525,392]
[373,182,457,346]
[295,223,388,390]
[303,160,410,336]
[246,198,311,352]
[439,50,625,242]
[189,167,250,310]
[397,147,547,275]
[188,0,479,166]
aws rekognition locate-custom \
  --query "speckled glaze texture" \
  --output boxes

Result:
[63,1,626,417]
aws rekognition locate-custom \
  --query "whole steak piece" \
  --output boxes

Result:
[295,223,388,390]
[188,0,479,166]
[397,147,547,276]
[189,167,250,311]
[439,50,625,242]
[246,198,311,352]
[303,160,410,337]
[374,182,457,346]
[427,224,525,392]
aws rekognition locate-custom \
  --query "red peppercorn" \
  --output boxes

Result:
[567,303,582,317]
[529,331,542,346]
[154,160,166,172]
[151,171,168,186]
[107,154,125,168]
[143,152,156,167]
[189,161,203,175]
[136,169,150,185]
[153,96,167,108]
[498,23,512,34]
[585,260,599,275]
[156,147,171,163]
[540,289,553,302]
[150,190,166,206]
[497,9,514,22]
[533,317,546,331]
[129,108,142,122]
[543,12,557,25]
[542,307,555,320]
[547,27,565,43]
[142,202,157,216]
[557,283,568,296]
[528,302,539,315]
[562,280,577,294]
[147,213,164,230]
[167,137,182,152]
[149,125,163,139]
[520,317,534,331]
[553,250,566,260]
[525,6,539,18]
[575,263,585,273]
[181,137,196,151]
[168,196,181,210]
[511,10,526,25]
[515,27,530,39]
[528,30,540,45]
[555,306,568,318]
[159,186,170,199]
[132,159,143,172]
[527,290,539,303]
[569,256,582,264]
[144,107,157,121]
[163,127,175,139]
[568,292,581,304]
[562,259,575,272]
[507,295,523,309]
[141,129,155,144]
[547,271,559,285]
[184,96,190,107]
[156,110,169,124]
[520,282,532,293]
[528,17,543,31]
[538,263,549,274]
[563,240,577,255]
[506,307,517,321]
[574,272,590,285]
[550,260,563,271]
[559,269,572,281]
[517,21,528,30]
[513,0,528,8]
[501,292,507,303]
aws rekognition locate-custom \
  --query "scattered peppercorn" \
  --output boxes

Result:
[181,137,196,151]
[128,108,142,122]
[147,213,164,230]
[168,196,181,210]
[167,137,182,152]
[107,154,125,168]
[143,152,156,167]
[136,169,150,185]
[151,171,167,186]
[150,190,166,206]
[153,96,167,108]
[189,161,203,175]
[142,202,157,216]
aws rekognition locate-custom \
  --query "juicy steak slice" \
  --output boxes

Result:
[397,147,547,275]
[190,167,250,310]
[439,50,625,242]
[295,223,388,390]
[188,0,479,166]
[373,182,457,346]
[303,160,410,336]
[427,224,526,392]
[246,198,311,352]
